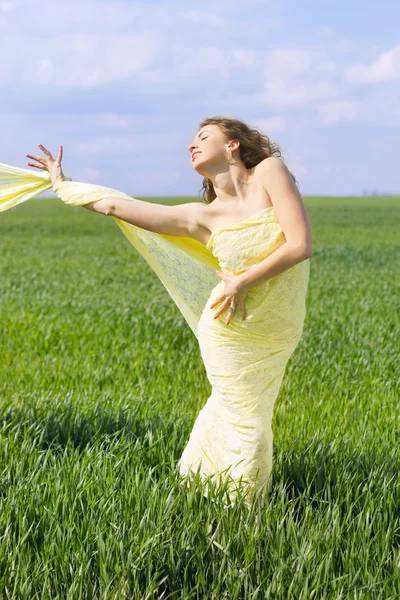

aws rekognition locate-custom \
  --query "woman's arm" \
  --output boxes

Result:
[53,177,207,239]
[97,197,207,238]
[81,198,113,214]
[25,144,208,238]
[52,178,207,238]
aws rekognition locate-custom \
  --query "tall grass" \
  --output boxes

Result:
[0,195,399,598]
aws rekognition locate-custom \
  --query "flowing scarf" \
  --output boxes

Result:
[0,162,220,338]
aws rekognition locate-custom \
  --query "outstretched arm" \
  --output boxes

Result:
[25,143,207,239]
[52,174,208,238]
[98,196,208,238]
[51,177,206,238]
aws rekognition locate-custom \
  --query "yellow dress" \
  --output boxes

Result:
[0,164,310,507]
[178,207,310,506]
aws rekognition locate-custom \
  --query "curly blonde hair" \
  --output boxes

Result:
[197,115,298,204]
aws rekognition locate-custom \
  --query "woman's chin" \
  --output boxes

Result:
[193,163,206,176]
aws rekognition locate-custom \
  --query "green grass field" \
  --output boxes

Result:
[0,195,399,598]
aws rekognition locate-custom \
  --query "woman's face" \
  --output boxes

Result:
[188,124,228,176]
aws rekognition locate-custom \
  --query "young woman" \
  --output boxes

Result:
[1,116,312,507]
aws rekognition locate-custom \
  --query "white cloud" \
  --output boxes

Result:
[0,0,19,13]
[93,114,132,130]
[231,49,259,69]
[0,0,283,94]
[69,131,186,157]
[256,47,340,110]
[318,26,335,38]
[316,100,361,124]
[344,44,400,84]
[263,78,338,108]
[264,47,338,77]
[252,116,287,134]
[180,10,225,26]
[21,32,164,87]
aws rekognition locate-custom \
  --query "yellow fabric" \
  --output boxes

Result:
[0,163,310,507]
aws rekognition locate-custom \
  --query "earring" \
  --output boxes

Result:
[226,149,233,164]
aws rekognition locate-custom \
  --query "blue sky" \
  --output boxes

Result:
[0,0,399,197]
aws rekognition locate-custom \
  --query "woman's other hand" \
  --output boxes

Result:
[210,271,251,325]
[26,144,67,187]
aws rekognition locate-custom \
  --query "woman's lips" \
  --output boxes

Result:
[192,152,201,161]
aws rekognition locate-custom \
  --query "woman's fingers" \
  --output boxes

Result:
[38,144,54,160]
[26,143,61,172]
[224,299,237,325]
[238,300,246,320]
[212,297,232,320]
[27,162,47,170]
[26,153,47,170]
[210,295,225,310]
[26,153,45,163]
[26,145,57,165]
[211,295,247,325]
[210,296,226,316]
[225,305,235,325]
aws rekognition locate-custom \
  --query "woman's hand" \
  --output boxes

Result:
[26,144,67,187]
[210,270,251,326]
